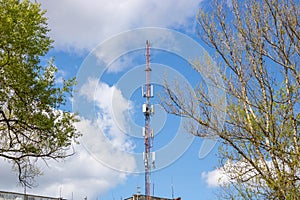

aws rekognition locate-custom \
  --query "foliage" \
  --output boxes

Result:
[162,0,300,199]
[0,0,80,187]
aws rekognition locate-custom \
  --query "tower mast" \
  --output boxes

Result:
[142,40,155,200]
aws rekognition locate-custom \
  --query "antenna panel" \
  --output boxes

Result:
[150,84,154,97]
[142,103,147,113]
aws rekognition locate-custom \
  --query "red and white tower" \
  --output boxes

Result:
[142,40,155,200]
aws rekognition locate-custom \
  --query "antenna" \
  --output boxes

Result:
[59,187,62,199]
[142,40,155,200]
[152,183,155,197]
[136,186,141,195]
[171,177,174,200]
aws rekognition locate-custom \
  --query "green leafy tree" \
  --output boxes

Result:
[0,0,80,187]
[162,0,299,199]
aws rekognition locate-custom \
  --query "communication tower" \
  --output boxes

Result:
[125,40,181,200]
[142,40,155,200]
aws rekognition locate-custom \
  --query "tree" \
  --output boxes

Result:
[162,0,300,199]
[0,0,80,187]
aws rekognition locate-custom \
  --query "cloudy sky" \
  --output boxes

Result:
[40,0,201,51]
[0,1,228,200]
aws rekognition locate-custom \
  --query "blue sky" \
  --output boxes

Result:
[0,1,229,199]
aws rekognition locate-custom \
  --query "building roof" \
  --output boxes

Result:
[124,194,181,200]
[0,191,64,200]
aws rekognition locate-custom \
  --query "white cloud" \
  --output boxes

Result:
[201,167,229,187]
[201,158,295,189]
[201,159,265,188]
[79,78,133,147]
[0,141,132,199]
[201,159,263,188]
[37,0,202,51]
[0,79,136,199]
